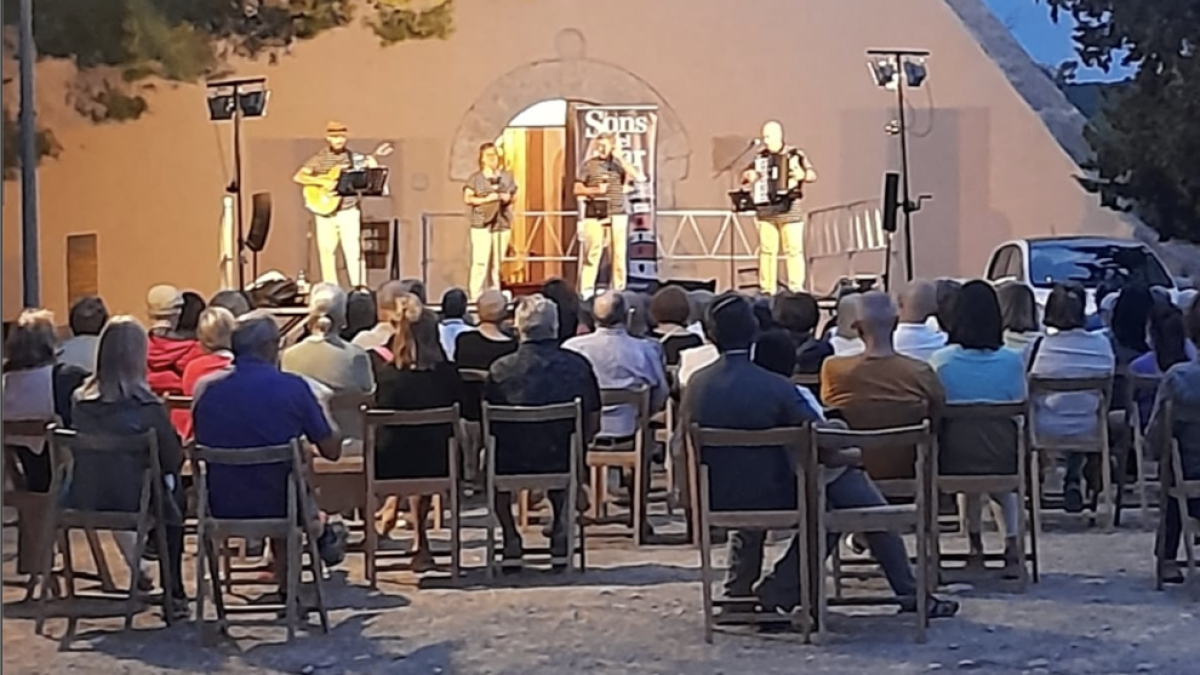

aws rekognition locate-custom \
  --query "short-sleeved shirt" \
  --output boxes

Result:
[192,358,333,519]
[577,156,629,216]
[303,148,367,211]
[465,170,518,230]
[746,147,812,224]
[485,341,602,474]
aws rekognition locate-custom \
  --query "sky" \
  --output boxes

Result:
[982,0,1136,81]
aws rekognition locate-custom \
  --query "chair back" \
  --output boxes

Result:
[163,395,193,413]
[361,404,462,484]
[939,402,1026,475]
[191,439,306,526]
[458,369,489,384]
[482,399,584,478]
[1027,375,1113,450]
[598,386,650,447]
[791,373,820,388]
[688,424,810,514]
[47,427,164,521]
[813,421,934,497]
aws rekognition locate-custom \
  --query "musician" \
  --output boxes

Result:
[574,132,645,298]
[463,142,518,299]
[742,120,817,294]
[293,121,378,288]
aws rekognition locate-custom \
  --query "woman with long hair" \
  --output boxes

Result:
[996,281,1041,360]
[71,317,187,616]
[1130,304,1193,429]
[372,294,465,571]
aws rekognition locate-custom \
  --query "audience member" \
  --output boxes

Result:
[541,278,582,343]
[353,280,408,352]
[208,289,253,317]
[1146,297,1200,584]
[342,287,377,342]
[821,291,946,480]
[145,284,204,396]
[996,281,1041,360]
[771,291,833,375]
[372,295,465,568]
[71,317,187,616]
[686,289,716,339]
[930,281,1026,577]
[454,290,517,485]
[1093,280,1122,333]
[649,286,703,366]
[193,312,347,585]
[935,279,963,335]
[1131,304,1192,428]
[828,293,864,356]
[1028,283,1115,513]
[485,295,602,562]
[753,329,825,417]
[439,287,474,360]
[176,291,206,340]
[176,307,237,439]
[399,278,428,304]
[1110,283,1154,369]
[564,291,668,440]
[751,295,776,333]
[895,280,947,361]
[2,310,88,492]
[59,296,108,372]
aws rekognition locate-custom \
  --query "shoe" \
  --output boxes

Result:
[1159,560,1185,585]
[1064,486,1084,514]
[410,548,436,574]
[317,521,348,567]
[1001,544,1023,581]
[900,596,960,619]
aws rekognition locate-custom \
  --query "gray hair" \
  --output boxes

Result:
[307,283,348,335]
[232,311,281,362]
[197,306,237,353]
[593,290,628,329]
[835,294,862,337]
[77,316,154,403]
[515,294,559,342]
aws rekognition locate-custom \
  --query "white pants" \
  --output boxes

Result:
[579,214,629,298]
[315,207,363,288]
[757,219,806,294]
[959,492,1021,539]
[468,228,512,299]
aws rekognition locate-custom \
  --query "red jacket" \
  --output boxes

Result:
[172,351,233,439]
[147,334,204,397]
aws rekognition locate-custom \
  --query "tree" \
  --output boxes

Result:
[1,0,455,174]
[1038,0,1200,243]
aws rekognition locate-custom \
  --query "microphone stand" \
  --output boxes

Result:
[715,140,761,291]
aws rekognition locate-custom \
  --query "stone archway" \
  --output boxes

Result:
[448,31,692,208]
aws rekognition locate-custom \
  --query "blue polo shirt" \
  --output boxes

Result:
[192,357,332,518]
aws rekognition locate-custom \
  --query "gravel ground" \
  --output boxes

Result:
[3,510,1198,675]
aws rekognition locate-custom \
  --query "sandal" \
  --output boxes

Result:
[900,596,960,619]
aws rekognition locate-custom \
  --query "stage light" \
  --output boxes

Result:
[867,57,898,89]
[206,81,269,121]
[903,58,928,88]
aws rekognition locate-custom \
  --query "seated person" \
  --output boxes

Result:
[438,287,474,361]
[485,295,601,562]
[371,295,465,570]
[930,281,1026,577]
[895,280,947,362]
[193,312,348,590]
[71,317,187,617]
[145,285,204,396]
[58,296,108,373]
[827,293,865,356]
[821,292,946,481]
[455,290,517,485]
[771,291,833,377]
[176,307,237,439]
[1130,304,1192,429]
[650,286,703,366]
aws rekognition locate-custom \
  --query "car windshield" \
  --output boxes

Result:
[1028,241,1172,289]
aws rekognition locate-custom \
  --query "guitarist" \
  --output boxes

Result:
[293,121,378,288]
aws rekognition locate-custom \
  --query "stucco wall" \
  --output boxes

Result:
[1,0,1127,319]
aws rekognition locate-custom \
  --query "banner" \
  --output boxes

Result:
[574,105,659,290]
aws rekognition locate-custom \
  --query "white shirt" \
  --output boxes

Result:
[1029,328,1115,439]
[564,328,669,438]
[439,319,475,361]
[678,344,720,388]
[829,334,865,357]
[893,322,948,362]
[351,322,393,351]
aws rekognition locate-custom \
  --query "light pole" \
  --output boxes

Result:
[19,0,40,308]
[206,77,269,289]
[867,49,930,285]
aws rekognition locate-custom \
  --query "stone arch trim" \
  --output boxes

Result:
[448,58,691,208]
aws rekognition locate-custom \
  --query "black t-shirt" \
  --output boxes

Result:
[455,331,519,421]
[371,357,465,479]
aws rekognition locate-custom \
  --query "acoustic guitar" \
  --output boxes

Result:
[302,142,394,216]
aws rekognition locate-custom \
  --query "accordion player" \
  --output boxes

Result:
[750,147,805,217]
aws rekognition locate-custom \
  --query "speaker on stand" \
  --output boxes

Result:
[881,172,900,293]
[245,192,273,280]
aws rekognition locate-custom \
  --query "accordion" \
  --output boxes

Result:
[752,149,803,216]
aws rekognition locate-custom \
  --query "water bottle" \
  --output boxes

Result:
[297,270,310,296]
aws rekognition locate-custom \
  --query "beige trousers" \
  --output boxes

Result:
[757,218,806,294]
[315,207,363,287]
[579,214,629,298]
[468,228,511,299]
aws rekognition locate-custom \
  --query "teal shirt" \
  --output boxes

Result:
[930,345,1026,403]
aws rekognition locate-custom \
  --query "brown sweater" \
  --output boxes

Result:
[820,353,945,480]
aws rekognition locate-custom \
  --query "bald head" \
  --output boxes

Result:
[762,120,784,152]
[593,290,628,329]
[835,294,862,338]
[898,280,938,324]
[855,291,899,349]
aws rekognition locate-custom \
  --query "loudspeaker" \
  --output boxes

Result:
[882,172,900,233]
[245,192,272,252]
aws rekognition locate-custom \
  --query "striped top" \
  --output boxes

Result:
[303,148,367,211]
[578,156,629,215]
[465,169,518,229]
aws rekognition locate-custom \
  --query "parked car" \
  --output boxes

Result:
[984,236,1177,314]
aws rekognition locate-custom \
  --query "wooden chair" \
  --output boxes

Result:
[191,439,329,643]
[1122,372,1161,524]
[936,402,1037,587]
[1028,375,1115,530]
[461,367,530,523]
[587,386,652,545]
[790,372,821,391]
[1153,398,1200,590]
[687,424,814,644]
[34,428,176,643]
[361,404,463,587]
[811,422,936,643]
[482,399,586,578]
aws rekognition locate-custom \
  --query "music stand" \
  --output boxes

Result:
[726,190,757,291]
[335,168,390,285]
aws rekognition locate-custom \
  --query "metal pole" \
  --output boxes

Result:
[231,86,246,289]
[897,72,915,282]
[18,0,40,308]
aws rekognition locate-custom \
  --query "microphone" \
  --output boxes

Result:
[749,138,762,147]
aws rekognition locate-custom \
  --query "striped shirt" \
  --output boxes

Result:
[465,169,518,229]
[304,149,367,211]
[578,156,629,216]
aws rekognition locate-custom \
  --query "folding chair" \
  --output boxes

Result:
[587,386,652,544]
[812,422,936,643]
[1154,398,1200,590]
[937,402,1037,587]
[34,428,176,644]
[688,424,814,644]
[482,399,586,577]
[1028,375,1115,530]
[361,404,463,587]
[192,439,329,643]
[1122,372,1161,525]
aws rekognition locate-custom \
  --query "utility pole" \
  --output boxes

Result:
[19,0,40,308]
